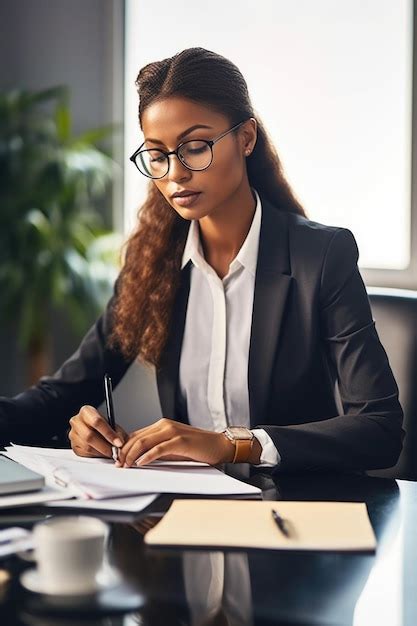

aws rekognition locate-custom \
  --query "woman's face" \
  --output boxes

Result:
[140,97,256,221]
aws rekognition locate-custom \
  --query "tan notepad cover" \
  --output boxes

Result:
[145,500,376,552]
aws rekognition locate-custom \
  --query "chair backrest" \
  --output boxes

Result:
[367,288,417,479]
[97,360,162,433]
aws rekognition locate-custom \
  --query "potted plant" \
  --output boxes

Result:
[0,86,122,384]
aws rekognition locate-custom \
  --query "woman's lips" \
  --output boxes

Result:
[172,192,202,208]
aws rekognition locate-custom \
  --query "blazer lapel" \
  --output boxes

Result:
[248,198,293,427]
[156,264,191,419]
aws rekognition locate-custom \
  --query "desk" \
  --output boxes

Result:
[0,469,414,626]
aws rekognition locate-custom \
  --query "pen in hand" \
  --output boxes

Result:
[104,373,119,462]
[271,508,291,538]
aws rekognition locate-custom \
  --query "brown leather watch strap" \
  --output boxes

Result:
[232,438,254,463]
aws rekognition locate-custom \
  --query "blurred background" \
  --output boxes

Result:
[0,0,124,393]
[0,0,416,398]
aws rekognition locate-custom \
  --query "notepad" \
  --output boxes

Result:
[144,500,377,552]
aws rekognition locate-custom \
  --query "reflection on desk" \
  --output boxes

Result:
[0,469,413,626]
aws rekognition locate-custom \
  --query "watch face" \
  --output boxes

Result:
[227,427,253,440]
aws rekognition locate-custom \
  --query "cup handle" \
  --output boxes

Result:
[16,546,37,562]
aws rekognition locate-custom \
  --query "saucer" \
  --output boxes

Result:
[20,565,120,596]
[20,565,144,616]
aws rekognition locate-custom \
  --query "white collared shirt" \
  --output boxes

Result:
[178,189,280,467]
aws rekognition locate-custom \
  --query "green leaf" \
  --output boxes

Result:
[24,208,52,240]
[55,103,72,143]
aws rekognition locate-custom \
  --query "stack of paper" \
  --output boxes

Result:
[1,445,261,512]
[0,484,74,510]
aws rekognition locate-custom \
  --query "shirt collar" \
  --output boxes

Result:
[181,188,262,278]
[181,217,204,271]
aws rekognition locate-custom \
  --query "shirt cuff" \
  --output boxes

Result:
[251,429,281,467]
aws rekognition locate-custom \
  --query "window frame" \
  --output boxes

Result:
[352,1,417,289]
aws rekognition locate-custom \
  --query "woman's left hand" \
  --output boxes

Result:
[116,418,238,468]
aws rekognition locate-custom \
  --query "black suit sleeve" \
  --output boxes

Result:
[261,228,404,471]
[0,282,132,447]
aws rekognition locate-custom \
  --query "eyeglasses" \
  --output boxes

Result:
[129,120,247,179]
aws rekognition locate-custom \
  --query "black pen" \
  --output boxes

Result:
[104,373,119,462]
[271,508,290,538]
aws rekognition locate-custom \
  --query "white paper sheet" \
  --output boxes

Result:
[5,445,261,499]
[9,445,210,468]
[0,527,34,557]
[0,485,72,509]
[46,492,158,512]
[2,448,159,512]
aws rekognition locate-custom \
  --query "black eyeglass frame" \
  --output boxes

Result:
[129,119,248,179]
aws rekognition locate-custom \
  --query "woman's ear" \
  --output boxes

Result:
[241,117,257,156]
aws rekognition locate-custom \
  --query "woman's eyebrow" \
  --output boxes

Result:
[145,124,213,145]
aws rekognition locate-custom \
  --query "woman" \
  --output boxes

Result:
[0,47,403,471]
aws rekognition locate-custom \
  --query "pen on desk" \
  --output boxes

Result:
[271,508,291,538]
[104,373,119,462]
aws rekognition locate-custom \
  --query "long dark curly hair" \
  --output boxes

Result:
[109,47,306,368]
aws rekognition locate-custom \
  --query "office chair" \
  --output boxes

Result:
[366,288,417,480]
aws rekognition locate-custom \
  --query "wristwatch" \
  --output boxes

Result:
[223,427,254,463]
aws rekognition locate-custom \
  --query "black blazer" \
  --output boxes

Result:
[0,195,404,471]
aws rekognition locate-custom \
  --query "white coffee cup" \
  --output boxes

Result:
[32,515,108,595]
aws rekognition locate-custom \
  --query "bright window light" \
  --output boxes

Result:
[124,0,413,270]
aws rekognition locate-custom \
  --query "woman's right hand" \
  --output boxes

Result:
[68,405,127,458]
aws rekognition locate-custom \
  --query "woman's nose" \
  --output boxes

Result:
[167,154,192,182]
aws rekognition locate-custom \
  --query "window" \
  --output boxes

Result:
[124,0,415,287]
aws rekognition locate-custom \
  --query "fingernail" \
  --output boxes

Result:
[113,438,123,447]
[114,460,121,467]
[135,455,145,466]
